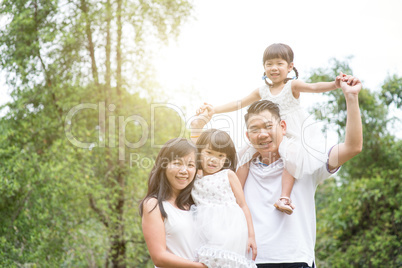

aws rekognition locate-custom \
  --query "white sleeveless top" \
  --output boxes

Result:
[259,80,305,139]
[259,80,301,116]
[162,201,197,262]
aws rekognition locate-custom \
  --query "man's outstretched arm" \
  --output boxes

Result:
[328,76,363,170]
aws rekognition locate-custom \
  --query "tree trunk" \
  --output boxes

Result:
[116,0,122,96]
[110,169,126,268]
[105,0,112,95]
[81,0,99,86]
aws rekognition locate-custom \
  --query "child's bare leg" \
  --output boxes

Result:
[274,169,296,215]
[281,169,295,201]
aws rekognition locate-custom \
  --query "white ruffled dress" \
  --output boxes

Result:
[191,169,256,268]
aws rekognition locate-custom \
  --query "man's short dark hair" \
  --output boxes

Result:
[244,100,281,125]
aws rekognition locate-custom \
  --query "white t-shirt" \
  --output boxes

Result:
[244,137,339,266]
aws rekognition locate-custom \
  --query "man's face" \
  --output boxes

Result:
[246,110,286,162]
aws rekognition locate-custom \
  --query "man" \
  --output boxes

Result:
[191,75,362,268]
[241,75,362,268]
[191,76,363,268]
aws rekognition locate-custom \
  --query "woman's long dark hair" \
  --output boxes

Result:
[139,138,197,218]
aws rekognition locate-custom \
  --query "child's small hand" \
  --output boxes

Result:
[247,236,257,261]
[196,102,215,117]
[191,105,213,130]
[335,71,347,88]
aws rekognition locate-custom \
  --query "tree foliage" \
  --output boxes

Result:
[1,1,401,267]
[0,0,193,267]
[381,74,402,109]
[309,59,402,267]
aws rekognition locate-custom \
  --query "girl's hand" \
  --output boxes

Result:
[196,102,215,117]
[191,106,213,130]
[247,236,257,261]
[335,71,347,88]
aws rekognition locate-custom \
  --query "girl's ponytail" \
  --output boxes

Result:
[284,66,299,84]
[293,66,299,80]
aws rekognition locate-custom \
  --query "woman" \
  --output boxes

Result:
[140,138,207,268]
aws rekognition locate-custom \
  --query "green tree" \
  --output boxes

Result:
[381,74,402,109]
[308,59,402,267]
[0,0,193,267]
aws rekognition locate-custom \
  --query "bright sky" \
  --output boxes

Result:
[154,0,402,147]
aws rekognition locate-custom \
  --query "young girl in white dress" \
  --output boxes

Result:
[189,127,257,268]
[197,43,346,215]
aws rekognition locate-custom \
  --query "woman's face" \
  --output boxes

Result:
[165,152,197,197]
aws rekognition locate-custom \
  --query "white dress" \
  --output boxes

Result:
[191,169,256,268]
[239,80,324,178]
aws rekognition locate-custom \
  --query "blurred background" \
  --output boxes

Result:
[0,0,401,267]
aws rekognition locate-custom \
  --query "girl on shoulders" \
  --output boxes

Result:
[198,43,347,215]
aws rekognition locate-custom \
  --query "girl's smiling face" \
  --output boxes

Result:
[200,146,227,175]
[264,58,294,85]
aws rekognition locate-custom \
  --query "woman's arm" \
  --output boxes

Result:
[142,198,206,268]
[227,170,257,260]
